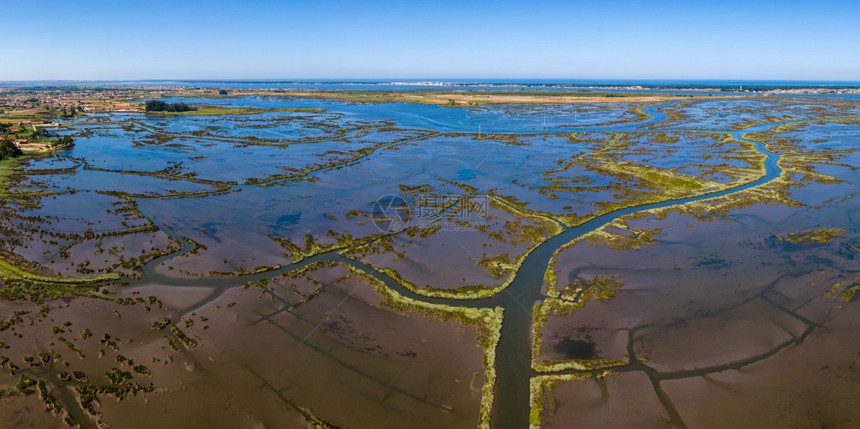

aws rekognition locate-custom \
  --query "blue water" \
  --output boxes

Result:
[152,96,673,134]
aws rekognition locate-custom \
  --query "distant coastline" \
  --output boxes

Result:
[2,79,860,95]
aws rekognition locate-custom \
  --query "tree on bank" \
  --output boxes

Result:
[0,138,23,160]
[51,135,75,148]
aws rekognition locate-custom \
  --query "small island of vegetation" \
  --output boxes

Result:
[51,135,75,149]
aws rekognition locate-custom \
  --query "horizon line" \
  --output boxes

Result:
[2,78,860,83]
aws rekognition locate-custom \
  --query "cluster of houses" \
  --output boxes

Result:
[1,89,84,112]
[2,121,60,148]
[0,86,154,114]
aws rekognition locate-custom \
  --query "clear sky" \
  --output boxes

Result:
[2,0,858,81]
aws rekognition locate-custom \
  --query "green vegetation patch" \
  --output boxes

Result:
[779,228,846,245]
[0,258,120,302]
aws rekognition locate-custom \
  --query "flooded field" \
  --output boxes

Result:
[1,95,858,428]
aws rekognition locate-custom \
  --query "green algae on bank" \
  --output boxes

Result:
[0,258,119,302]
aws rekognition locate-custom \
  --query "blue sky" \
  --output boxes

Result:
[2,0,858,81]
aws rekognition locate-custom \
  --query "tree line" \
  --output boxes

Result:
[145,100,198,112]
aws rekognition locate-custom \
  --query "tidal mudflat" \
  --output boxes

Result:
[1,92,858,428]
